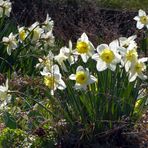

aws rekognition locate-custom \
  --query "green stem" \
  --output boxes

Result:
[9,90,58,118]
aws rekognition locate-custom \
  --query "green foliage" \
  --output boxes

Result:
[48,63,145,144]
[0,128,27,148]
[3,112,17,129]
[140,35,148,56]
[31,136,55,148]
[0,17,17,75]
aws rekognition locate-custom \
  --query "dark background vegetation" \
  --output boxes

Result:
[10,0,144,46]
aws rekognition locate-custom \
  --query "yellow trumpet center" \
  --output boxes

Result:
[126,49,138,62]
[100,48,115,63]
[44,76,55,89]
[19,30,26,41]
[76,71,87,84]
[134,62,143,73]
[44,58,52,67]
[76,41,89,54]
[140,16,148,24]
[33,29,40,41]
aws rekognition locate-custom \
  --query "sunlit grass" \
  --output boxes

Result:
[96,0,148,10]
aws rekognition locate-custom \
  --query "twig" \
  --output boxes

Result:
[95,124,128,138]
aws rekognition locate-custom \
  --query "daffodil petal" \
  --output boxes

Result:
[108,63,116,71]
[125,61,131,72]
[109,39,119,51]
[74,83,84,90]
[76,66,85,72]
[97,44,109,53]
[69,74,76,80]
[81,54,89,63]
[52,64,60,74]
[129,72,137,82]
[114,53,121,63]
[139,9,146,16]
[81,32,89,42]
[58,79,66,90]
[137,22,144,29]
[139,57,148,63]
[89,75,97,83]
[92,53,99,61]
[138,73,147,80]
[133,16,140,21]
[96,60,107,71]
[128,35,137,41]
[7,47,11,55]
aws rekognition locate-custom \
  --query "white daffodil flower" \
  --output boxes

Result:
[43,64,66,95]
[55,48,69,72]
[18,26,28,42]
[92,40,121,71]
[42,14,54,32]
[121,48,138,72]
[29,22,44,42]
[2,33,17,55]
[0,79,10,101]
[119,35,137,49]
[74,33,95,63]
[69,66,97,90]
[119,42,138,72]
[0,98,11,110]
[0,0,12,17]
[37,51,54,72]
[129,58,148,82]
[40,30,55,46]
[118,35,137,72]
[61,40,78,65]
[134,9,148,29]
[55,41,77,71]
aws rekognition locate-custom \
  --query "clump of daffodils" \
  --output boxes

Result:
[0,10,147,144]
[28,14,55,45]
[38,30,147,95]
[1,11,147,97]
[2,13,55,55]
[36,9,148,96]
